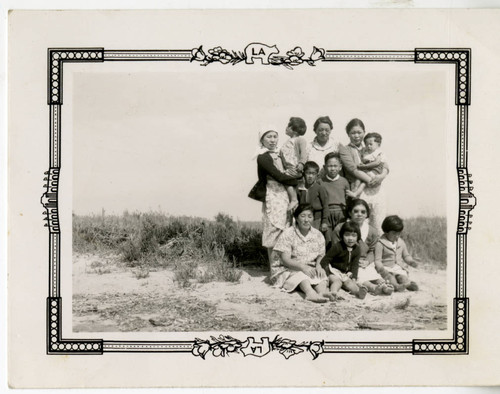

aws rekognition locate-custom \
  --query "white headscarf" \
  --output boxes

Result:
[252,127,279,160]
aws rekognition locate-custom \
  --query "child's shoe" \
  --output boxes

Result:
[406,281,419,291]
[394,283,407,292]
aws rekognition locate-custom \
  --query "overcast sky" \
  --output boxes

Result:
[72,61,449,221]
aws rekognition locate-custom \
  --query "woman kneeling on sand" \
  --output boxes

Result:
[269,204,331,303]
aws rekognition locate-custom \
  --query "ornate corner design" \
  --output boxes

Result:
[47,298,103,354]
[415,49,471,106]
[413,298,468,354]
[48,48,104,105]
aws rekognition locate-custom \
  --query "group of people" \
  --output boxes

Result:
[253,116,418,303]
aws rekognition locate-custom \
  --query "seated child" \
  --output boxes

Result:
[320,221,368,300]
[347,132,387,198]
[321,152,350,250]
[280,117,309,212]
[297,161,329,233]
[374,215,419,292]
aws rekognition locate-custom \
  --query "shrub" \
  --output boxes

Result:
[403,216,446,268]
[73,211,447,281]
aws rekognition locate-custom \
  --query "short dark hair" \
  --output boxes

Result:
[364,132,382,145]
[303,161,320,173]
[324,152,341,165]
[313,116,333,131]
[381,215,404,233]
[339,221,361,241]
[293,203,314,219]
[345,118,365,134]
[348,198,371,219]
[288,117,307,136]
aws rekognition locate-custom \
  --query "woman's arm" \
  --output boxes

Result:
[368,163,389,187]
[279,251,315,276]
[257,154,300,186]
[338,144,372,183]
[358,156,382,170]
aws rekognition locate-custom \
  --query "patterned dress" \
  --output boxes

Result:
[271,225,327,292]
[258,152,295,248]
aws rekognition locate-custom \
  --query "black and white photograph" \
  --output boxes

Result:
[70,50,451,334]
[6,7,500,388]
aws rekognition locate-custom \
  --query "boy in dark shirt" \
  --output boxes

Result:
[321,152,350,250]
[297,161,329,234]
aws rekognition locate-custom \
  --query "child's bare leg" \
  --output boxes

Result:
[286,186,299,211]
[346,179,365,198]
[328,275,343,299]
[298,280,328,303]
[343,279,367,299]
[315,279,336,301]
[396,274,419,291]
[362,280,379,295]
[395,274,410,285]
[387,273,406,292]
[384,272,404,292]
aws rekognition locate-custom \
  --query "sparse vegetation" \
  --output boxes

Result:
[72,212,448,332]
[403,216,447,269]
[73,211,447,276]
[73,211,266,284]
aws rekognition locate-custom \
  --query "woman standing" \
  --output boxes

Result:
[307,116,340,170]
[256,128,301,269]
[339,118,388,231]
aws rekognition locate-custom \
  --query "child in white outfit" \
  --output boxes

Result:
[347,132,387,198]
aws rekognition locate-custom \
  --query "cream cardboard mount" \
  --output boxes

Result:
[7,9,499,388]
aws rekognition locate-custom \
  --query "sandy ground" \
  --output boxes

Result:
[73,252,447,332]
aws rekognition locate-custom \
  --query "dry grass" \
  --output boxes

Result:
[73,211,263,284]
[403,216,447,269]
[73,211,447,284]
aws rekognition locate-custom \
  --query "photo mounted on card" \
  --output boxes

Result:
[47,45,471,353]
[9,9,488,388]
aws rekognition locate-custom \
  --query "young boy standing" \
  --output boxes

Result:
[321,152,350,250]
[297,161,329,234]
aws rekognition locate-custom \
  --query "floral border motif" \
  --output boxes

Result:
[190,45,325,69]
[192,335,324,359]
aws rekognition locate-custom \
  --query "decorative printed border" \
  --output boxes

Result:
[41,44,475,357]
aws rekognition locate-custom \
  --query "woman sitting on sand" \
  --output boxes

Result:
[270,203,331,303]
